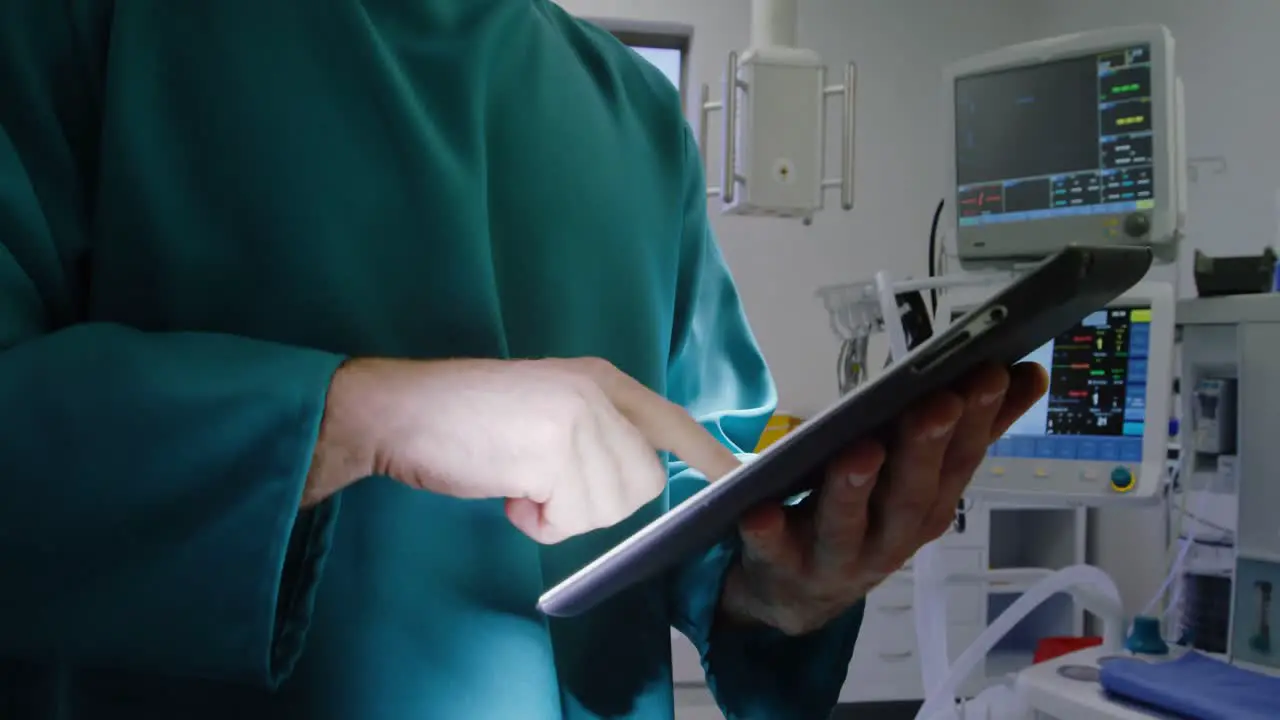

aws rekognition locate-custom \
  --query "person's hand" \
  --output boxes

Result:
[305,356,740,544]
[718,362,1049,636]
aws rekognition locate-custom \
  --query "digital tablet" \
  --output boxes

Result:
[537,245,1153,618]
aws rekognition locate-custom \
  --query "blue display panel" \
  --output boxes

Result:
[957,199,1146,227]
[986,307,1150,461]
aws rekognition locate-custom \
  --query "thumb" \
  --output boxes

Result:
[505,498,569,545]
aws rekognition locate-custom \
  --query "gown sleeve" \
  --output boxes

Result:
[0,0,341,688]
[664,127,866,719]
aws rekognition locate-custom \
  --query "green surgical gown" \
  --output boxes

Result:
[0,1,864,718]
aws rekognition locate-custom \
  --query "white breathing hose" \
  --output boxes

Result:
[914,564,1126,720]
[914,539,951,695]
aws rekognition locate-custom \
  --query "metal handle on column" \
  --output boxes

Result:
[698,83,712,179]
[841,62,857,211]
[722,51,740,205]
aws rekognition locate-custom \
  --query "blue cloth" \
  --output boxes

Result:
[0,0,864,718]
[1099,652,1280,720]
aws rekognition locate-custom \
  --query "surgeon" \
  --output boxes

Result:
[0,1,1047,719]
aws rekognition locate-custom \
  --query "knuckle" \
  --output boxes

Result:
[563,370,604,402]
[875,558,905,577]
[525,415,568,455]
[924,512,954,540]
[985,364,1011,391]
[623,465,668,512]
[855,568,892,591]
[641,473,667,503]
[775,613,811,637]
[833,480,874,506]
[893,496,933,519]
[836,555,867,577]
[880,543,918,572]
[569,356,619,380]
[964,446,991,471]
[538,503,570,538]
[533,408,583,455]
[594,504,627,531]
[548,382,600,428]
[940,390,966,415]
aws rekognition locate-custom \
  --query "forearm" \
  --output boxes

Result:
[0,5,353,687]
[703,592,864,720]
[0,322,345,687]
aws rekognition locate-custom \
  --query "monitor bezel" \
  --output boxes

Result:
[944,281,1175,506]
[942,25,1177,269]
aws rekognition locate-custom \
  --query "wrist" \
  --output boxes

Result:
[302,360,376,507]
[718,560,842,637]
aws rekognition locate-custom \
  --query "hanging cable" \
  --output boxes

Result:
[927,198,945,316]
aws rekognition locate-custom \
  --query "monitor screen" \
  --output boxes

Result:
[954,45,1154,228]
[956,306,1151,462]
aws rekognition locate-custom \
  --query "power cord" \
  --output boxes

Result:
[927,198,945,317]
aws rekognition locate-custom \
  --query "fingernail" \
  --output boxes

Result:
[848,472,871,487]
[928,421,956,439]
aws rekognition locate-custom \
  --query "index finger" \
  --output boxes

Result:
[989,362,1050,441]
[584,360,742,482]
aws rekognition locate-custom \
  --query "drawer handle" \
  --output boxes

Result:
[879,651,914,661]
[877,603,913,613]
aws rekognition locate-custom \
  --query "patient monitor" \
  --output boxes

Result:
[936,25,1182,505]
[944,25,1186,269]
[950,283,1174,505]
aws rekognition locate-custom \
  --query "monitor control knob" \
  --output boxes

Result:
[1110,466,1135,493]
[1123,212,1151,238]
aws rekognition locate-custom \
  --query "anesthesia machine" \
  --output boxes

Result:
[810,23,1278,720]
[922,27,1181,718]
[1014,296,1280,720]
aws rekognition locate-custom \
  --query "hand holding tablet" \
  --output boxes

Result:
[719,361,1047,635]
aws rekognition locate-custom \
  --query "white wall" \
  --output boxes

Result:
[557,0,1033,417]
